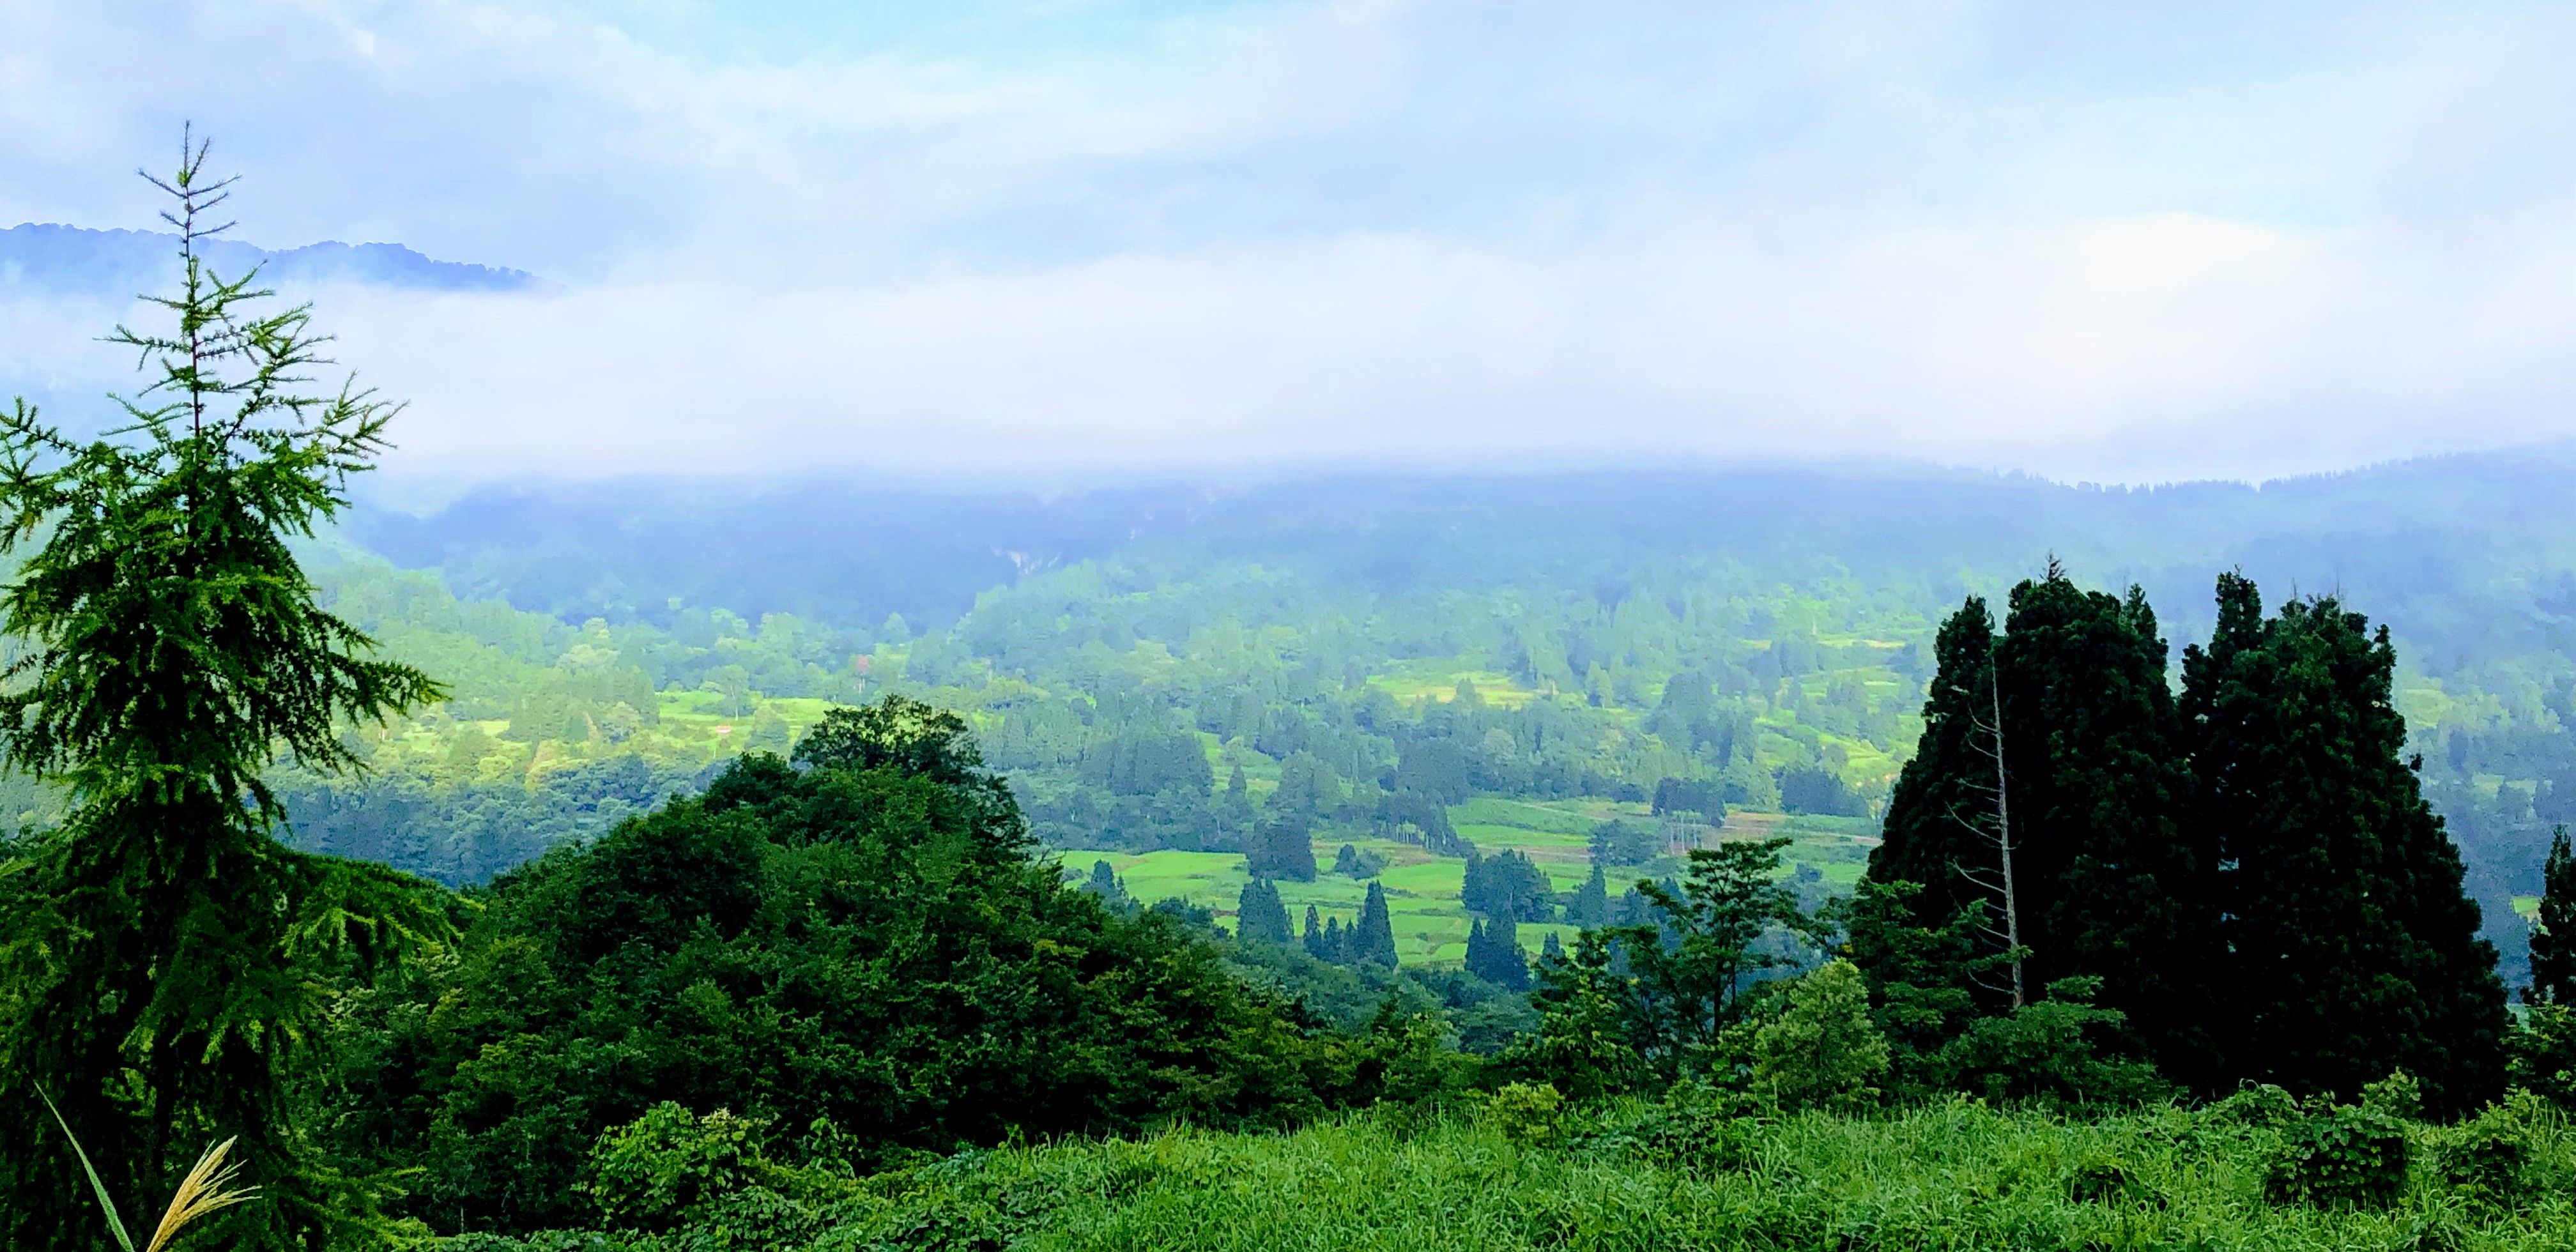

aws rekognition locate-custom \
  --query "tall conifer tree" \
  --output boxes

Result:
[1356,882,1399,967]
[1236,879,1292,945]
[0,135,445,1251]
[1870,597,2005,949]
[1867,569,2214,1087]
[1997,569,2215,1086]
[2182,574,2508,1112]
[2529,827,2576,1005]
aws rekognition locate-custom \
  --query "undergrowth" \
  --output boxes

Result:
[438,1092,2576,1251]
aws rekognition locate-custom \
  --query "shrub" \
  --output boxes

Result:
[1484,1082,1567,1147]
[2264,1103,2409,1209]
[2210,1082,2301,1129]
[2359,1070,2423,1120]
[585,1104,775,1232]
[1751,959,1889,1113]
[2432,1098,2536,1207]
[1933,977,2170,1106]
[2508,1002,2576,1110]
[1606,1082,1765,1172]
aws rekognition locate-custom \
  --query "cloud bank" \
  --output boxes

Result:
[6,1,2575,484]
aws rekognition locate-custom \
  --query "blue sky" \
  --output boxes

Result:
[4,1,2575,482]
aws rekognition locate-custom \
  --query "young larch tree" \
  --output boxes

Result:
[0,133,445,1251]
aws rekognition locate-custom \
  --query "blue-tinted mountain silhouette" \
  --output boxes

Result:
[0,223,547,296]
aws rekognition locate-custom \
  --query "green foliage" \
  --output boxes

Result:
[2530,825,2576,1004]
[1594,1081,1765,1171]
[1932,977,2170,1107]
[319,699,1341,1235]
[2507,1002,2576,1109]
[1867,598,2006,984]
[1480,1082,1565,1147]
[2264,1101,2409,1209]
[1501,931,1653,1100]
[2428,1095,2542,1207]
[585,1104,778,1233]
[1751,959,1888,1113]
[432,1097,2576,1251]
[1998,572,2214,1085]
[1235,878,1292,945]
[1462,917,1529,991]
[1327,842,1381,878]
[0,137,446,1252]
[1587,818,1659,867]
[1870,569,2510,1113]
[2210,1082,2303,1129]
[1612,836,1818,1080]
[1459,847,1554,922]
[1353,881,1397,968]
[2186,574,2511,1114]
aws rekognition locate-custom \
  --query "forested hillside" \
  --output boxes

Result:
[173,452,2573,982]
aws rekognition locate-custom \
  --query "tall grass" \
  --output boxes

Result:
[441,1097,2576,1251]
[40,1091,257,1252]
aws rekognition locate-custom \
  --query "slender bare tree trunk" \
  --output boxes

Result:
[1989,665,2023,1009]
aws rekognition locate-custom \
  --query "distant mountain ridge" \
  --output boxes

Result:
[0,222,547,295]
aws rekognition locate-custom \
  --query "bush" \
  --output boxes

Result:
[2359,1070,2423,1120]
[1751,959,1888,1113]
[1484,1082,1567,1147]
[2264,1103,2409,1209]
[1933,978,2170,1107]
[2431,1097,2538,1207]
[585,1104,775,1232]
[1604,1083,1765,1172]
[2210,1082,2301,1129]
[2508,1002,2576,1110]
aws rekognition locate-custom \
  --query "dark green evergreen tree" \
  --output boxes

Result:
[1568,862,1611,926]
[1082,859,1132,912]
[1869,597,2006,956]
[1237,878,1294,945]
[1997,568,2215,1086]
[1247,813,1317,881]
[0,136,446,1252]
[1866,569,2214,1087]
[1467,917,1531,991]
[1355,882,1399,967]
[2530,827,2576,1005]
[2182,574,2509,1113]
[1301,903,1329,959]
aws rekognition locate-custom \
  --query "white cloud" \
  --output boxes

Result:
[313,199,2576,484]
[6,1,2576,483]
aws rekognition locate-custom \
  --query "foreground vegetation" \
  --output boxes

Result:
[441,1094,2576,1251]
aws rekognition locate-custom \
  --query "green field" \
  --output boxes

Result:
[1363,660,1545,708]
[1058,798,1882,965]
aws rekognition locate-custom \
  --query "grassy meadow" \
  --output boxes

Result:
[1055,797,1879,964]
[443,1096,2576,1251]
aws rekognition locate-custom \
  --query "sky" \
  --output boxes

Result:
[4,0,2575,484]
